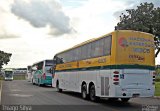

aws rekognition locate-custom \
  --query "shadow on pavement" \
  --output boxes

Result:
[59,91,141,111]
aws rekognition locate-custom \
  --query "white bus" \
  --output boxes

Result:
[4,68,14,81]
[52,30,155,102]
[31,60,53,86]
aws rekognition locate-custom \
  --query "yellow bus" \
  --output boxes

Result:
[52,30,155,102]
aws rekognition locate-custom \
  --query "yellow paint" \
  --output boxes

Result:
[79,56,111,68]
[56,61,78,70]
[114,30,155,66]
[55,30,155,71]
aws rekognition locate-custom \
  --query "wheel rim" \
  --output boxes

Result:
[90,86,95,101]
[82,88,87,98]
[82,85,87,99]
[57,84,59,91]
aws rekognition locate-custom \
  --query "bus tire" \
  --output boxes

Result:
[32,79,35,85]
[81,84,88,99]
[38,79,43,87]
[56,81,62,92]
[121,98,130,102]
[89,85,98,102]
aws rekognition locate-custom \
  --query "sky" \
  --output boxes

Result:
[0,0,160,68]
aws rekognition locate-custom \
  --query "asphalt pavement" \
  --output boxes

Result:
[1,80,160,111]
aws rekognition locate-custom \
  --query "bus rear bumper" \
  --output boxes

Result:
[113,87,155,98]
[41,79,52,85]
[4,78,13,81]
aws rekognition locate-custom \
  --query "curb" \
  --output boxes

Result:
[154,96,160,99]
[0,81,2,105]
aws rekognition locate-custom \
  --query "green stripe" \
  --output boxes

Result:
[55,64,155,72]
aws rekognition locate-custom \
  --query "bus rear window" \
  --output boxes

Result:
[45,60,53,66]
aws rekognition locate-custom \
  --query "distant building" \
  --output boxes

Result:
[13,68,27,75]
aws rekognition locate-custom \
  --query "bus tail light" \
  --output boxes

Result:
[113,71,119,85]
[152,72,156,85]
[43,73,46,79]
[113,78,119,81]
[113,71,119,74]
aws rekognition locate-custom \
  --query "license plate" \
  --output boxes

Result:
[132,94,140,97]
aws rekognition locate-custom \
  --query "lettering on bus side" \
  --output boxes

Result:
[133,48,150,53]
[86,61,91,64]
[65,64,72,68]
[59,65,65,69]
[119,37,154,49]
[98,58,106,63]
[129,55,145,61]
[58,64,72,69]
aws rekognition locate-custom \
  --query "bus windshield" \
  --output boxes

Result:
[5,71,13,78]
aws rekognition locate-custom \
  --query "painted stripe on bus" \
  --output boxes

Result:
[55,64,155,72]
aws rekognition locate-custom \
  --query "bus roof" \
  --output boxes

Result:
[55,30,153,56]
[55,32,113,56]
[4,68,13,71]
[32,59,53,66]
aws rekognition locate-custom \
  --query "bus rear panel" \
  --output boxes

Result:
[109,30,155,98]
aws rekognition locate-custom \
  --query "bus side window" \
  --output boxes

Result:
[55,56,64,64]
[104,36,112,56]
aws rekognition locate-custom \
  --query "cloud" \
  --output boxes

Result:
[0,1,19,39]
[59,0,88,8]
[11,0,74,35]
[0,18,19,39]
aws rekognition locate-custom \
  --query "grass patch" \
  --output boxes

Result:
[155,82,160,96]
[13,75,25,80]
[156,76,160,82]
[0,75,25,80]
[0,76,3,80]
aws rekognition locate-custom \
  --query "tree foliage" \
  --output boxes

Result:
[0,50,12,70]
[115,2,160,57]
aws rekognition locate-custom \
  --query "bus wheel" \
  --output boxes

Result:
[89,85,98,101]
[121,98,130,102]
[81,84,88,99]
[38,80,43,87]
[32,79,35,85]
[56,81,62,92]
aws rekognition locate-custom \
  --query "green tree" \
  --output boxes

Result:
[115,2,160,57]
[0,50,12,70]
